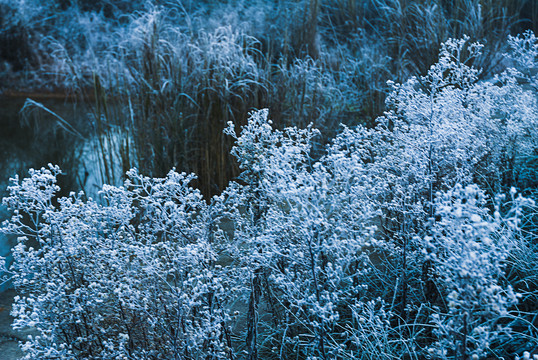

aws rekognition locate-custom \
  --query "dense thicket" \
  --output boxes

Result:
[2,30,538,359]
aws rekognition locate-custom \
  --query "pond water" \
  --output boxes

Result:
[0,95,83,292]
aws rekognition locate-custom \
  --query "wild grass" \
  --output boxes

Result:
[1,0,536,195]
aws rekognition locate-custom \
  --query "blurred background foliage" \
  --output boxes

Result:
[0,0,537,196]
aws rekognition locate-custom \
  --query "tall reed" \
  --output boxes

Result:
[2,0,534,196]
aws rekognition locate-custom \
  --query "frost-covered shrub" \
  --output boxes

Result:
[220,105,535,359]
[2,165,236,359]
[506,30,538,82]
[424,184,519,359]
[325,35,538,326]
[348,34,538,358]
[376,35,538,201]
[222,109,411,358]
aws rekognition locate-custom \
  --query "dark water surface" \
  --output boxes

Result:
[0,95,81,189]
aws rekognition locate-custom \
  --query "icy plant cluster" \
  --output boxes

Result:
[2,33,538,359]
[2,166,238,359]
[425,185,519,359]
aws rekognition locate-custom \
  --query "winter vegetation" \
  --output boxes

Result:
[1,0,538,359]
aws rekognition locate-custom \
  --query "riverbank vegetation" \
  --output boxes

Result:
[1,0,538,359]
[1,0,537,195]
